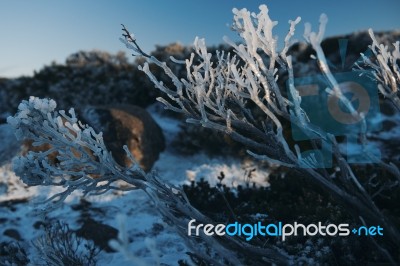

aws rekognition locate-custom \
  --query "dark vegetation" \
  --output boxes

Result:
[183,168,399,265]
[0,241,29,266]
[32,221,100,266]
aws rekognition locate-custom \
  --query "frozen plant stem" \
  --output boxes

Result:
[356,29,400,110]
[8,97,289,264]
[7,4,400,265]
[121,4,400,262]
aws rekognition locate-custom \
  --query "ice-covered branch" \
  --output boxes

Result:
[122,5,316,169]
[7,97,146,208]
[6,3,399,264]
[120,4,400,258]
[357,29,400,110]
[8,97,290,265]
[304,14,363,123]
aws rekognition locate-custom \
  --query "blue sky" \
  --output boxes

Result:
[0,0,399,78]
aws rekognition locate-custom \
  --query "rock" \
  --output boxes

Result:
[3,229,22,241]
[20,104,165,172]
[20,117,98,177]
[0,198,28,212]
[82,105,165,172]
[75,218,118,253]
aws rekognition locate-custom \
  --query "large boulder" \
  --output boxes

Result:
[82,105,165,172]
[20,104,165,172]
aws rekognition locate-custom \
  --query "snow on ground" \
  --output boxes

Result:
[0,104,272,265]
[338,111,400,162]
[149,104,272,188]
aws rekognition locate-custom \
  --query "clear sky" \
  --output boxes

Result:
[0,0,399,78]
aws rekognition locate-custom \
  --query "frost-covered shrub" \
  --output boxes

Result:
[7,96,144,200]
[6,4,400,265]
[357,29,400,109]
[9,96,290,264]
[32,221,100,266]
[0,241,30,266]
[120,4,400,264]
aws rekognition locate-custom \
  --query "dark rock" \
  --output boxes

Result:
[20,104,165,172]
[75,218,118,253]
[71,198,92,211]
[0,198,28,212]
[3,229,22,241]
[82,105,165,171]
[72,199,106,220]
[33,221,46,230]
[382,120,398,131]
[150,222,164,236]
